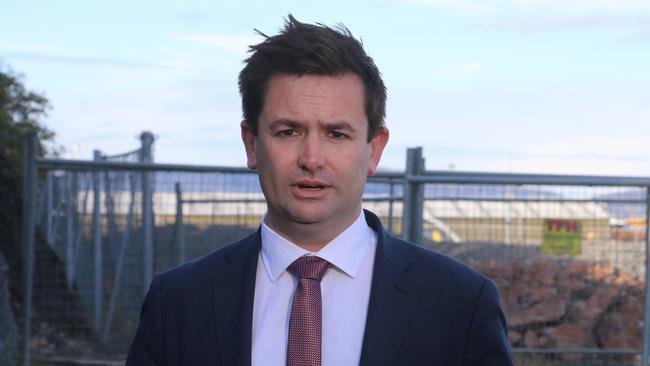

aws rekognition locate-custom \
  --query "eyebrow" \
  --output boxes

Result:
[269,119,301,130]
[320,121,357,133]
[268,119,358,134]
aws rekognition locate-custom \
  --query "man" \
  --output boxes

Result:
[127,16,513,366]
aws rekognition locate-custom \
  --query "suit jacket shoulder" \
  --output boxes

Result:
[126,231,260,366]
[158,230,260,287]
[361,210,513,366]
[391,234,493,308]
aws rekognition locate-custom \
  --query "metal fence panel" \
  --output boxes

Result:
[417,183,647,364]
[20,141,650,365]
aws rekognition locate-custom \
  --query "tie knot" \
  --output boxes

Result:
[288,256,330,281]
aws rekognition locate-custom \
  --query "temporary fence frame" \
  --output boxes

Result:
[20,134,650,365]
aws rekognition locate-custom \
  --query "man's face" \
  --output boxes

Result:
[241,73,389,244]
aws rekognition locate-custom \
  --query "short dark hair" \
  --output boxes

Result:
[238,15,386,141]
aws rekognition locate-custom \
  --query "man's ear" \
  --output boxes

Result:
[241,121,258,170]
[367,127,389,176]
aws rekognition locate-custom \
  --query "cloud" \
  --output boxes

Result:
[174,10,215,25]
[400,0,494,14]
[172,34,263,55]
[460,62,482,73]
[520,138,650,159]
[480,0,650,32]
[4,52,160,68]
[512,0,650,15]
[418,142,650,175]
[506,156,650,176]
[400,0,650,31]
[613,27,650,43]
[0,41,189,69]
[432,61,483,77]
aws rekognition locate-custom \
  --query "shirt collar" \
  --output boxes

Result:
[260,211,372,282]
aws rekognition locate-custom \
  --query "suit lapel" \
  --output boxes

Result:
[211,231,261,366]
[359,211,421,366]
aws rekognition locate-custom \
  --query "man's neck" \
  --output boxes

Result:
[265,210,363,252]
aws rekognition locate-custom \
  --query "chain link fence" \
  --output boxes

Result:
[19,135,650,365]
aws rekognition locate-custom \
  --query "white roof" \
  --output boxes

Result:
[80,192,611,220]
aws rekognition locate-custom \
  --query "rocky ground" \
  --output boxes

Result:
[477,259,644,362]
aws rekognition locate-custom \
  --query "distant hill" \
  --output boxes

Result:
[597,190,647,219]
[103,170,645,219]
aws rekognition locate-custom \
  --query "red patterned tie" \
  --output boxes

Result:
[286,256,331,366]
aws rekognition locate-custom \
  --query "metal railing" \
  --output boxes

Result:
[19,135,650,365]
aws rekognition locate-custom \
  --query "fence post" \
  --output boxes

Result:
[21,133,37,366]
[140,131,154,295]
[102,174,137,344]
[44,172,53,247]
[104,171,117,258]
[64,172,77,289]
[401,147,425,243]
[175,183,185,265]
[642,185,650,366]
[92,150,103,333]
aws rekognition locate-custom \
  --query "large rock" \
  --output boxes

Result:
[508,330,522,345]
[571,285,620,329]
[483,261,559,315]
[542,323,588,348]
[522,329,550,348]
[555,274,584,294]
[594,289,644,349]
[539,324,590,361]
[477,259,644,352]
[477,260,644,354]
[508,296,566,327]
[0,253,18,366]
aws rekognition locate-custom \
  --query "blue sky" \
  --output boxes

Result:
[1,0,649,175]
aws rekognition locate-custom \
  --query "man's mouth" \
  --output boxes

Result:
[293,180,329,191]
[296,183,325,190]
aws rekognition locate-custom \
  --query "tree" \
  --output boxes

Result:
[0,65,56,313]
[0,65,54,168]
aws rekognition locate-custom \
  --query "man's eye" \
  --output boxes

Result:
[277,129,297,137]
[329,131,347,139]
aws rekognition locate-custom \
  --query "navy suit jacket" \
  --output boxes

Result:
[127,210,513,365]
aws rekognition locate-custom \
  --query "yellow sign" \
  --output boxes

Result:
[431,229,443,243]
[542,219,582,255]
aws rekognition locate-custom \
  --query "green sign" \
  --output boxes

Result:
[542,219,582,255]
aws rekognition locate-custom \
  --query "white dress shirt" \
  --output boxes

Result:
[251,211,377,366]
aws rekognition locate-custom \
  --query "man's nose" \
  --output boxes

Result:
[297,135,325,172]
